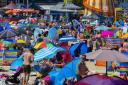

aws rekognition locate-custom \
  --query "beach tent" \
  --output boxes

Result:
[69,42,88,57]
[54,58,80,85]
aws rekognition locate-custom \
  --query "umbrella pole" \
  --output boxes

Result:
[106,61,108,75]
[2,47,5,65]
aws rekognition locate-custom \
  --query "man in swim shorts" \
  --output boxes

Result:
[21,49,34,85]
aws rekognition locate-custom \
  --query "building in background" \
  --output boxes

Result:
[83,0,115,16]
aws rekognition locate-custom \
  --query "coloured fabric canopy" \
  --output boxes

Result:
[10,54,24,71]
[69,42,88,57]
[75,74,128,85]
[52,58,80,85]
[48,27,57,40]
[59,36,77,42]
[34,47,64,61]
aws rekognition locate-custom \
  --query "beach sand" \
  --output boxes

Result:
[0,61,119,85]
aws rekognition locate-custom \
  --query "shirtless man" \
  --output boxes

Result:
[21,49,34,85]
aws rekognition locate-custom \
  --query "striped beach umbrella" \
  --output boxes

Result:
[34,47,64,61]
[59,36,77,42]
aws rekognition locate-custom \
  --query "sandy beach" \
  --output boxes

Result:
[0,61,118,85]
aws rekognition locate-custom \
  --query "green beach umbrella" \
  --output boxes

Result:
[0,40,12,47]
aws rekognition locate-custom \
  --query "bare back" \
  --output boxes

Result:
[23,52,34,65]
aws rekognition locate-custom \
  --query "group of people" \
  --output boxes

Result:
[0,14,128,85]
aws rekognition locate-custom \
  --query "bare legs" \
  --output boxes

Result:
[21,73,30,85]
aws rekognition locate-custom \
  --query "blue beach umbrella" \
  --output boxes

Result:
[59,36,77,42]
[69,42,88,57]
[4,22,12,30]
[34,47,64,61]
[54,58,80,85]
[48,27,57,40]
[10,54,24,71]
[0,26,3,31]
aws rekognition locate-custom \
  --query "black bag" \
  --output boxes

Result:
[5,75,20,85]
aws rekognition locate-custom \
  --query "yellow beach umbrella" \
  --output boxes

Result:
[17,40,26,43]
[34,42,42,49]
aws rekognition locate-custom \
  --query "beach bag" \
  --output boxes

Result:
[5,76,20,85]
[5,67,22,85]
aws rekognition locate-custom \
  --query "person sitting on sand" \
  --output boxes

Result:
[76,55,89,81]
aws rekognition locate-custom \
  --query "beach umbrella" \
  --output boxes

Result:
[10,55,23,71]
[59,36,77,42]
[0,26,3,31]
[0,29,17,39]
[34,47,64,61]
[95,25,111,31]
[22,9,35,13]
[75,74,128,85]
[101,30,114,37]
[17,39,26,44]
[48,27,57,40]
[4,22,12,30]
[86,49,128,75]
[69,42,88,57]
[54,58,80,85]
[86,49,128,62]
[0,40,12,47]
[34,28,42,39]
[34,41,54,49]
